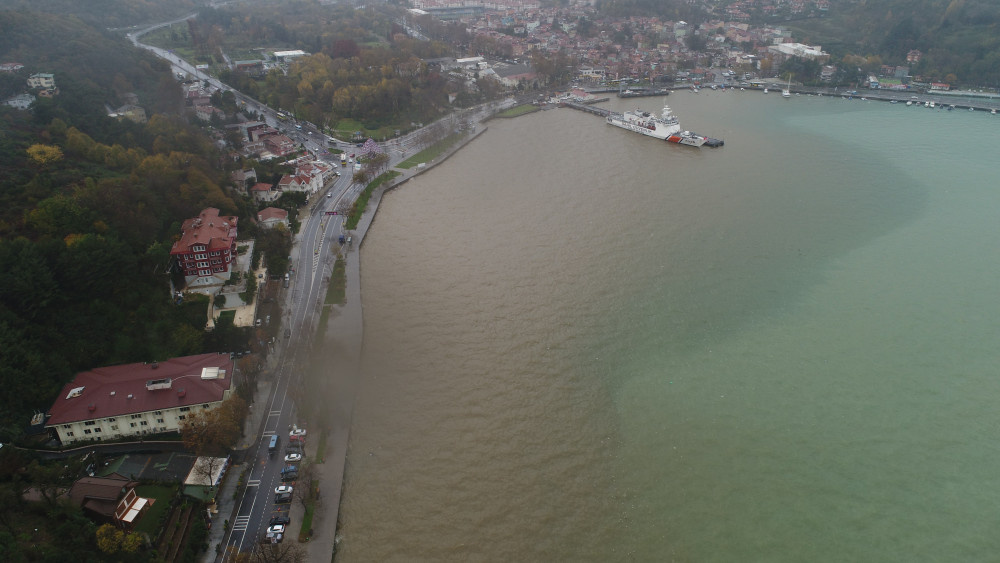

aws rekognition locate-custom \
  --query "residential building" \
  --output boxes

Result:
[169,207,239,287]
[257,207,289,230]
[0,62,24,72]
[111,104,147,124]
[250,182,279,203]
[45,353,237,445]
[231,168,258,193]
[27,72,55,89]
[68,474,152,530]
[3,93,34,110]
[264,134,296,157]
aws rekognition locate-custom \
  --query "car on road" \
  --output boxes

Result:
[280,464,297,474]
[285,453,303,463]
[269,515,291,526]
[275,492,292,504]
[264,524,284,543]
[280,471,298,482]
[289,434,306,444]
[289,426,307,437]
[274,484,293,494]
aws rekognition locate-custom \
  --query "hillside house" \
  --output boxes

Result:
[68,474,152,530]
[257,207,289,230]
[169,207,239,287]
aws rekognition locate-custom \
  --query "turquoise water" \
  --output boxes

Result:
[339,93,1000,561]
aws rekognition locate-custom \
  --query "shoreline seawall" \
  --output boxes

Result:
[304,123,491,562]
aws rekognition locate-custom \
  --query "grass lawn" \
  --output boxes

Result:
[345,171,400,229]
[331,119,396,143]
[396,132,466,169]
[325,257,346,305]
[496,104,540,118]
[298,481,321,542]
[134,484,177,537]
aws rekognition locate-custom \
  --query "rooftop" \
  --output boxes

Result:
[46,353,235,425]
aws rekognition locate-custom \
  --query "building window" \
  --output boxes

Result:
[131,414,142,419]
[154,411,162,415]
[107,417,116,422]
[94,428,102,433]
[130,423,136,428]
[196,253,207,260]
[84,421,96,426]
[84,429,91,434]
[111,425,118,431]
[156,418,165,424]
[179,407,190,412]
[140,421,148,426]
[202,404,210,409]
[178,415,186,421]
[66,432,74,437]
[62,424,70,429]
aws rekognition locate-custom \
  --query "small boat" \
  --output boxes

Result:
[763,88,768,94]
[890,100,898,104]
[906,101,912,106]
[781,75,791,98]
[992,109,997,115]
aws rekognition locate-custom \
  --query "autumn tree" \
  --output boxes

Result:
[95,523,123,554]
[26,144,64,166]
[180,395,248,455]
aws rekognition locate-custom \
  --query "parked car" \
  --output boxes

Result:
[264,524,285,544]
[289,425,307,437]
[281,472,298,482]
[289,435,306,444]
[280,465,297,474]
[269,515,291,526]
[274,485,293,494]
[286,444,303,454]
[275,492,292,504]
[284,453,303,463]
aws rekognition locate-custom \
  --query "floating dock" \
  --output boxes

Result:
[617,88,671,98]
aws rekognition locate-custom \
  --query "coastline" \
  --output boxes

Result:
[302,123,491,561]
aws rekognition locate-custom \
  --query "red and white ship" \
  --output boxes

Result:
[606,104,707,147]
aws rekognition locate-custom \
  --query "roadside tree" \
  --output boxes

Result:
[180,395,248,455]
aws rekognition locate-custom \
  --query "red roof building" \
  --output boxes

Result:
[45,353,236,445]
[170,208,239,287]
[257,207,289,229]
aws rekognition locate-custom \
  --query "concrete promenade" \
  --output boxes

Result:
[302,124,490,562]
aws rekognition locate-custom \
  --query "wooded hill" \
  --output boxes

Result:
[155,4,466,136]
[0,10,256,437]
[0,0,203,29]
[787,0,1000,85]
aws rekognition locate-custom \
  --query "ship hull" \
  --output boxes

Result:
[606,115,677,140]
[666,133,707,147]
